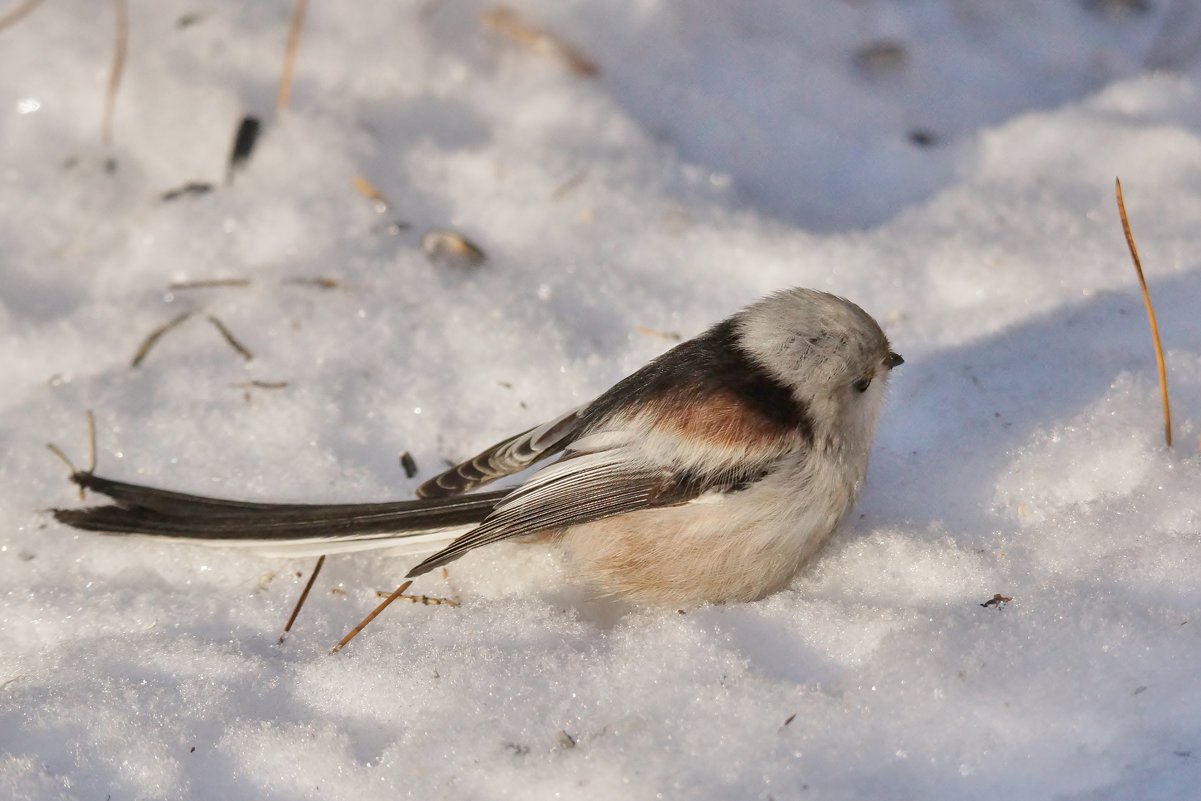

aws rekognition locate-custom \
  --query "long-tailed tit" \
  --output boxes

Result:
[54,288,902,606]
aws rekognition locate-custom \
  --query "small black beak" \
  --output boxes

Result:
[884,351,904,370]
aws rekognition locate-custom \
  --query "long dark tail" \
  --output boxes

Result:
[53,472,504,544]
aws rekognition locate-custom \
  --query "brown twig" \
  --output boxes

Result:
[330,580,413,653]
[279,555,325,642]
[0,0,45,31]
[1115,178,1173,447]
[352,175,391,211]
[131,311,193,367]
[102,0,129,146]
[206,315,254,361]
[277,0,308,111]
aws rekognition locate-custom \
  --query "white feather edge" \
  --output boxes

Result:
[116,526,471,559]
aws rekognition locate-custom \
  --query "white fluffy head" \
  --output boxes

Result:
[735,288,900,443]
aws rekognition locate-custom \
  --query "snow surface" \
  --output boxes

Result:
[3,1,1201,799]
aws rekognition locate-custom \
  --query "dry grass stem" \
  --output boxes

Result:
[330,580,413,653]
[85,409,97,474]
[277,0,308,111]
[280,554,325,642]
[481,6,599,76]
[374,589,459,606]
[169,278,251,290]
[283,276,340,289]
[102,0,129,146]
[0,0,46,31]
[45,443,79,476]
[1115,178,1173,447]
[131,311,193,367]
[206,316,254,361]
[634,325,682,342]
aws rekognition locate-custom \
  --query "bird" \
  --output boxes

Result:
[54,287,902,608]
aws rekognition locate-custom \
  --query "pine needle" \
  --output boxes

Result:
[279,555,325,643]
[102,0,129,146]
[131,311,193,368]
[206,315,254,362]
[277,0,307,111]
[1115,178,1173,447]
[330,580,413,654]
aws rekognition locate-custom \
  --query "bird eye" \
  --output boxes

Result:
[852,376,872,393]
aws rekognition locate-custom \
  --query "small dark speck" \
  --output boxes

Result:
[227,116,262,183]
[104,158,118,174]
[1174,750,1192,758]
[1133,685,1147,695]
[160,182,215,202]
[1082,0,1153,18]
[854,39,908,77]
[782,712,797,728]
[400,451,419,479]
[17,551,35,562]
[505,742,530,756]
[178,12,205,28]
[190,746,196,753]
[557,730,577,749]
[908,128,938,147]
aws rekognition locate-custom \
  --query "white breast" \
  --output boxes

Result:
[559,448,864,606]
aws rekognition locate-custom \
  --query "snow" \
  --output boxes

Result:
[2,1,1201,799]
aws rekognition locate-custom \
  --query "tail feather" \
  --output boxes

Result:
[53,472,505,553]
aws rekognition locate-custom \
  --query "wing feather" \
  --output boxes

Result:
[416,405,585,499]
[404,435,774,578]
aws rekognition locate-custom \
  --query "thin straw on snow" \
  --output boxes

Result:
[1115,177,1173,447]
